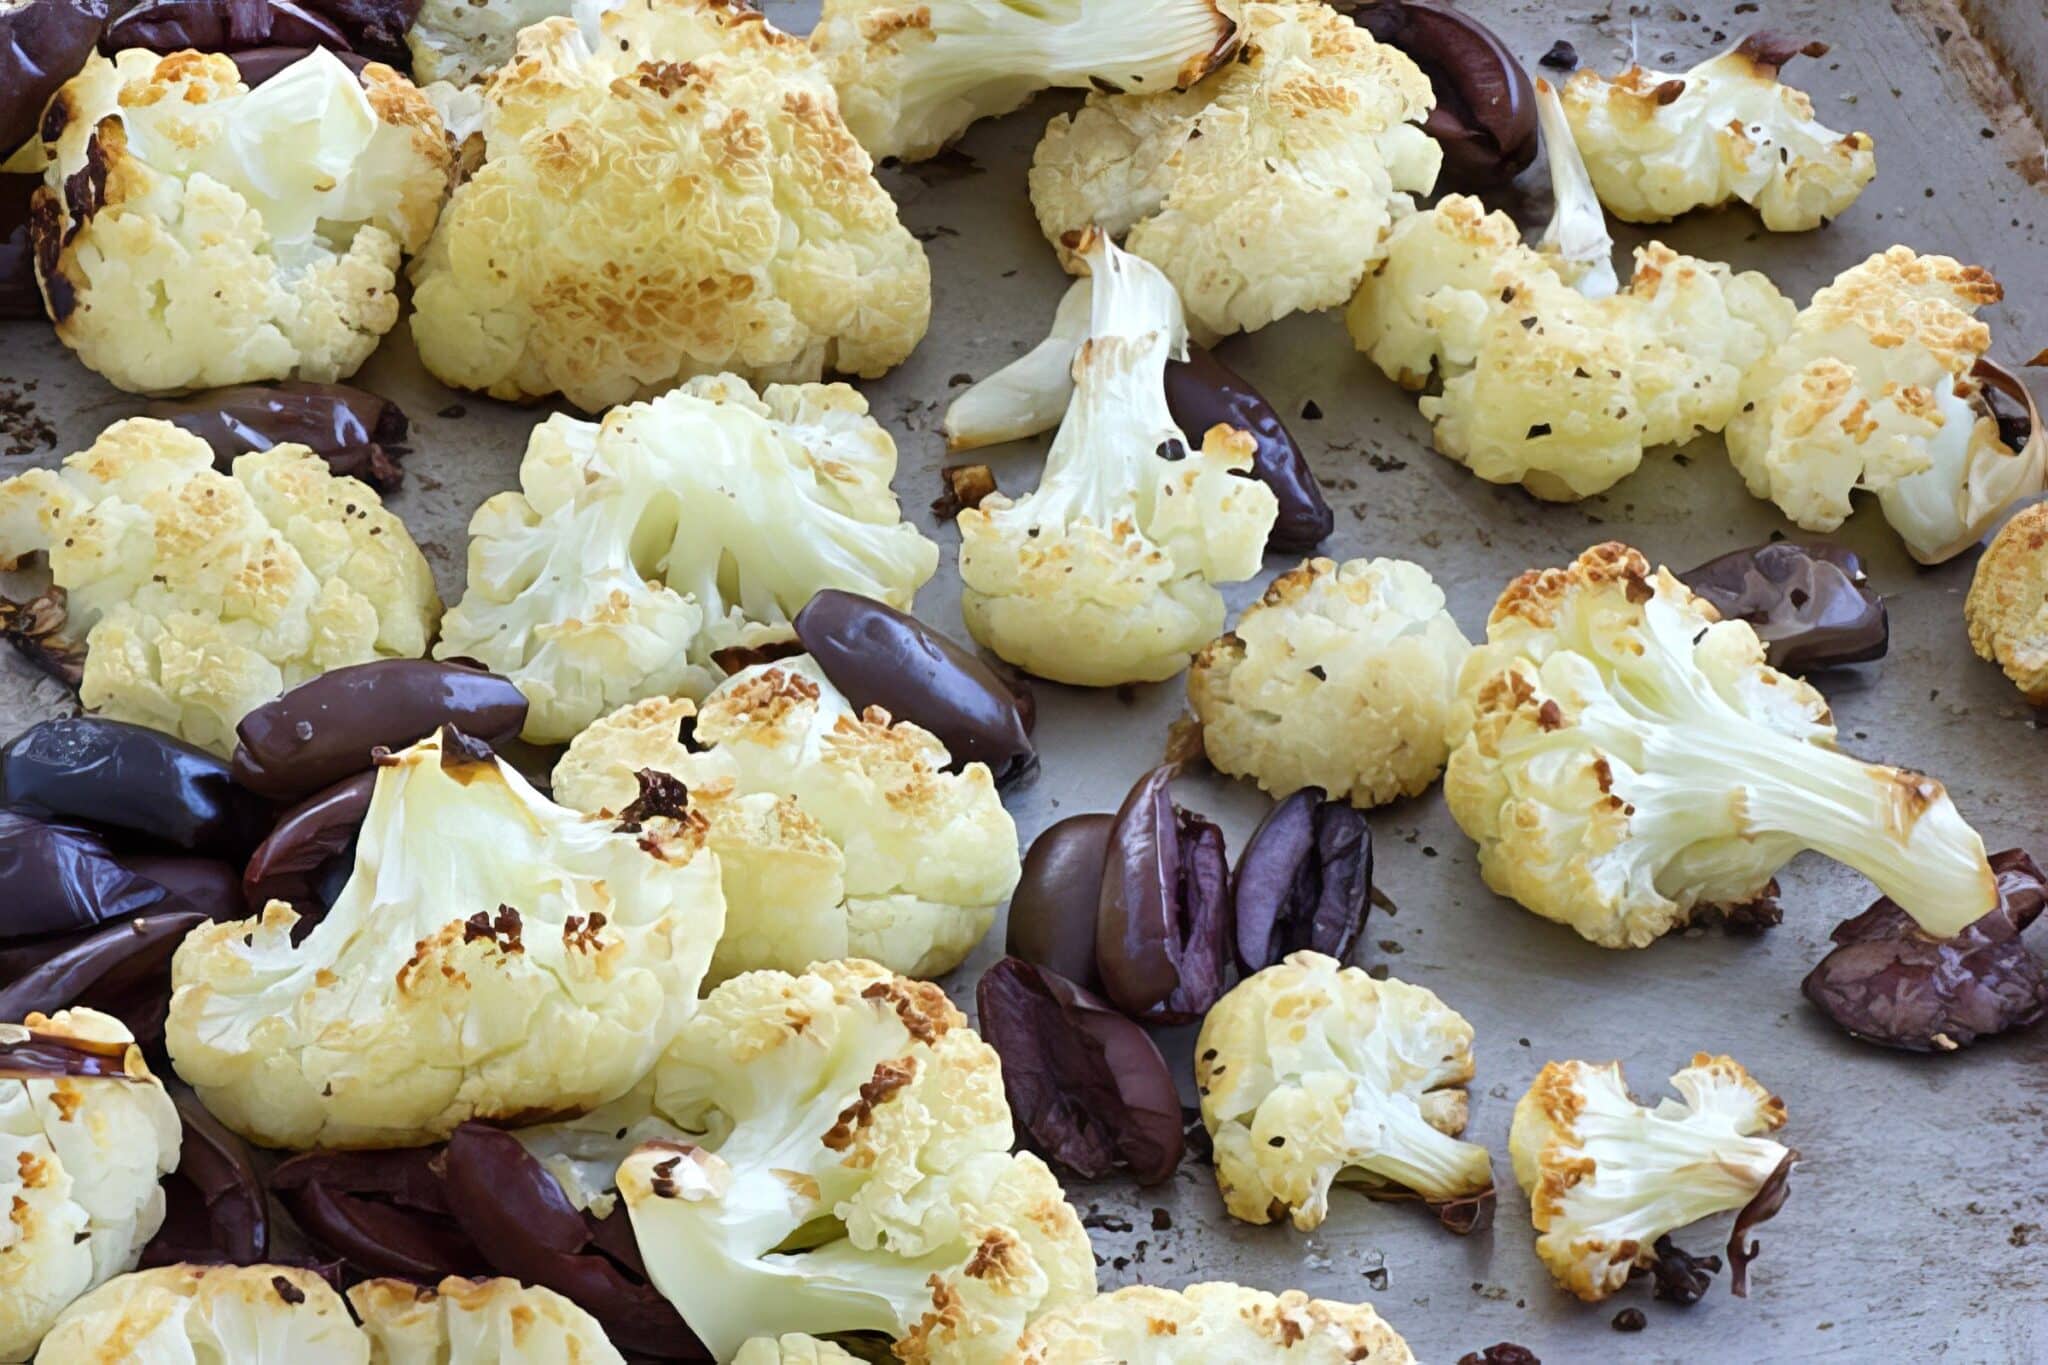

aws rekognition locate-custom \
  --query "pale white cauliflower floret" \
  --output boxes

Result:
[553,655,1020,980]
[165,728,726,1149]
[735,1336,860,1365]
[1028,0,1440,340]
[36,1265,367,1364]
[1561,36,1875,230]
[0,1011,180,1365]
[435,374,937,743]
[958,231,1276,687]
[1012,1282,1417,1364]
[1966,503,2048,705]
[347,1276,625,1364]
[0,418,439,756]
[1190,557,1470,809]
[31,48,449,394]
[409,0,931,411]
[1726,247,2043,564]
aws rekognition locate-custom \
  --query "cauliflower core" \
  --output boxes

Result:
[1028,1,1441,340]
[1726,247,2044,564]
[957,231,1276,686]
[1195,952,1492,1232]
[31,48,450,394]
[554,656,1020,981]
[37,1265,367,1364]
[435,374,937,743]
[617,959,1095,1362]
[0,418,439,756]
[1013,1282,1416,1364]
[1967,503,2048,704]
[812,0,1237,163]
[1509,1055,1791,1301]
[1445,543,1997,948]
[165,728,726,1149]
[1190,557,1471,809]
[1561,36,1875,231]
[0,1011,180,1364]
[409,0,931,410]
[347,1276,625,1364]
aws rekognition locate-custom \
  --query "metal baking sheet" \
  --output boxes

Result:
[4,1,2046,1360]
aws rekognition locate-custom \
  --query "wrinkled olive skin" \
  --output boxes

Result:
[148,380,407,490]
[0,0,106,156]
[793,589,1037,785]
[1,174,40,320]
[1233,788,1372,971]
[142,1092,268,1267]
[2,717,272,859]
[1679,542,1887,675]
[1095,765,1232,1022]
[0,911,206,1048]
[1007,813,1114,988]
[101,0,351,56]
[242,769,372,913]
[231,659,528,801]
[1343,0,1537,188]
[296,0,415,63]
[228,41,369,83]
[272,1147,485,1283]
[0,809,240,943]
[1165,344,1331,553]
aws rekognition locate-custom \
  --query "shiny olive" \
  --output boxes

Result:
[142,1092,268,1267]
[227,42,369,83]
[272,1147,485,1283]
[1,174,40,320]
[1679,542,1887,675]
[242,769,373,913]
[1006,813,1113,988]
[148,380,407,490]
[1233,788,1372,971]
[1,717,272,859]
[1164,344,1331,553]
[0,0,106,156]
[1095,765,1232,1022]
[0,809,240,943]
[0,912,207,1048]
[101,0,352,56]
[1343,1,1537,188]
[294,0,417,63]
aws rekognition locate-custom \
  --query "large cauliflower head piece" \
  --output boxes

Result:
[1190,557,1471,809]
[1028,0,1440,340]
[0,418,439,756]
[1509,1054,1793,1301]
[36,1265,368,1364]
[31,48,449,394]
[408,0,931,411]
[616,959,1095,1362]
[1966,503,2048,705]
[165,727,726,1149]
[1561,35,1875,231]
[958,231,1276,686]
[1012,1281,1416,1364]
[1445,543,1996,949]
[347,1276,626,1364]
[1195,952,1492,1232]
[0,1010,180,1364]
[553,656,1020,981]
[435,374,937,743]
[1726,246,2043,564]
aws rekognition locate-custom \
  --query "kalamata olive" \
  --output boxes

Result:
[142,1092,268,1267]
[1727,1149,1797,1297]
[1,174,40,320]
[273,1147,486,1282]
[1234,789,1372,971]
[977,957,1183,1184]
[0,0,106,156]
[231,659,528,802]
[296,0,415,63]
[1679,543,1887,674]
[1633,1235,1721,1305]
[1007,813,1114,988]
[1,717,273,859]
[148,380,407,490]
[793,589,1037,785]
[226,41,369,84]
[0,911,206,1048]
[1096,765,1233,1022]
[0,1020,132,1078]
[101,0,351,56]
[242,769,373,914]
[1342,1,1537,188]
[1165,344,1331,553]
[0,809,241,943]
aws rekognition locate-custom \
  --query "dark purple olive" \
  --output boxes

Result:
[101,0,350,56]
[1165,344,1330,553]
[1096,765,1233,1023]
[1233,789,1371,972]
[1,173,40,320]
[1632,1235,1722,1306]
[0,1020,133,1078]
[1342,1,1537,188]
[793,590,1037,786]
[1802,849,2047,1052]
[147,380,407,491]
[1679,543,1887,674]
[1007,813,1114,988]
[231,659,528,802]
[0,809,241,943]
[273,1147,486,1282]
[1727,1149,1796,1297]
[977,957,1183,1184]
[226,42,370,84]
[1458,1346,1541,1365]
[142,1091,267,1267]
[295,0,415,63]
[2,717,273,859]
[0,0,106,156]
[242,769,372,914]
[0,912,205,1046]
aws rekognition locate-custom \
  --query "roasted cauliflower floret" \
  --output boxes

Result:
[1561,34,1875,231]
[348,1276,626,1364]
[1966,503,2048,704]
[1012,1282,1417,1364]
[1195,952,1492,1232]
[1509,1055,1795,1301]
[1028,0,1440,340]
[0,418,438,756]
[165,728,726,1149]
[617,959,1095,1362]
[957,231,1275,686]
[435,374,937,743]
[36,1265,367,1364]
[408,0,597,86]
[735,1336,860,1365]
[0,1011,180,1364]
[1726,247,2044,564]
[1445,543,1996,948]
[409,0,931,410]
[30,48,449,394]
[1190,557,1470,809]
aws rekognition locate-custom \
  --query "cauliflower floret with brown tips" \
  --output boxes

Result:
[1966,503,2048,704]
[1190,557,1471,809]
[347,1276,626,1364]
[31,48,450,394]
[409,0,931,411]
[0,418,438,756]
[1011,1282,1417,1364]
[37,1265,369,1365]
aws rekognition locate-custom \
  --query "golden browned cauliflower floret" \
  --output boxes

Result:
[0,418,439,756]
[347,1276,626,1364]
[409,0,931,411]
[31,48,450,395]
[1011,1282,1417,1364]
[36,1265,369,1365]
[1966,503,2048,705]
